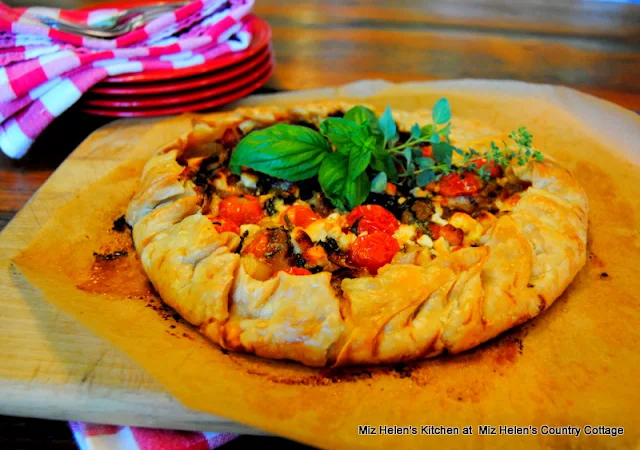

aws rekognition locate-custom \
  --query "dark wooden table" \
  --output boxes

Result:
[1,0,639,448]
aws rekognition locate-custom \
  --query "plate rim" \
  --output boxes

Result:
[84,59,273,108]
[81,64,274,117]
[90,46,272,96]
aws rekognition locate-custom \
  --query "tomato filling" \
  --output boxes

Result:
[183,117,531,285]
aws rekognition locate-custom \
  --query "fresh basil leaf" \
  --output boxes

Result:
[370,171,387,193]
[453,146,465,156]
[230,124,331,181]
[370,149,398,182]
[432,142,453,165]
[416,169,436,186]
[344,106,381,135]
[318,152,348,210]
[415,156,434,169]
[344,171,371,209]
[378,106,397,142]
[430,133,440,144]
[411,148,423,159]
[318,152,371,209]
[348,145,372,181]
[319,118,362,151]
[420,124,434,138]
[432,98,451,124]
[410,123,421,140]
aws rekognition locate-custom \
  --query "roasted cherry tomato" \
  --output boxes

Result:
[282,267,313,276]
[347,204,399,235]
[385,182,397,196]
[437,172,483,197]
[242,230,270,258]
[476,158,502,178]
[219,195,263,224]
[208,216,240,234]
[348,231,400,274]
[428,224,464,246]
[281,205,319,228]
[420,145,433,158]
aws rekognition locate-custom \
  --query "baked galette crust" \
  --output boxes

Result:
[125,101,588,367]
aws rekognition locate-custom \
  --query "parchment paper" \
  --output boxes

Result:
[12,80,640,449]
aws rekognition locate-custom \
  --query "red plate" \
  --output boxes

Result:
[81,63,273,117]
[84,58,272,108]
[90,46,272,95]
[100,14,270,83]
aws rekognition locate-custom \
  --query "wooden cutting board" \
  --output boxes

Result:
[0,117,262,434]
[2,81,639,450]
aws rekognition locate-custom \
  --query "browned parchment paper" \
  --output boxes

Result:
[12,80,640,449]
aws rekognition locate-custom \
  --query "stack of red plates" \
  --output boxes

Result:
[81,14,273,117]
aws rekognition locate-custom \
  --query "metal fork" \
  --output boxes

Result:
[36,2,187,38]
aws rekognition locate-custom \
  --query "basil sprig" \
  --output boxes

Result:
[229,98,542,210]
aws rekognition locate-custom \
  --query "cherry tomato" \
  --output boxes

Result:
[438,172,483,197]
[348,231,400,274]
[281,205,319,228]
[241,230,270,258]
[476,158,502,178]
[347,204,399,235]
[428,224,464,246]
[428,223,441,240]
[420,145,433,158]
[219,195,263,224]
[282,267,313,276]
[385,182,397,196]
[208,216,240,234]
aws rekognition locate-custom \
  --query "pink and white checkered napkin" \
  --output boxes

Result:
[0,0,255,159]
[70,422,238,450]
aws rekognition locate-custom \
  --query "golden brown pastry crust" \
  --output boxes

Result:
[125,101,589,367]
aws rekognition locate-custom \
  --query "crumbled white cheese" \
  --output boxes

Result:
[239,224,261,239]
[272,198,288,214]
[431,203,448,226]
[336,233,356,251]
[213,175,228,192]
[393,224,416,246]
[240,172,258,189]
[417,234,434,248]
[449,212,484,242]
[305,220,328,243]
[305,218,355,251]
[238,119,261,134]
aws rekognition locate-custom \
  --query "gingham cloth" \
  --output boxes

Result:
[0,0,255,159]
[70,422,238,450]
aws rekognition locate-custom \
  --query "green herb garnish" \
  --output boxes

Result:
[229,99,543,210]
